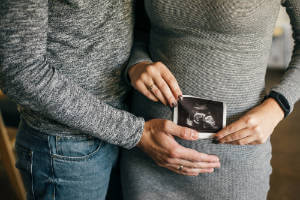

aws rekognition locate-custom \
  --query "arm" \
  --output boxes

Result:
[271,0,300,112]
[0,0,221,175]
[124,0,182,106]
[123,0,153,86]
[0,0,144,149]
[215,0,300,145]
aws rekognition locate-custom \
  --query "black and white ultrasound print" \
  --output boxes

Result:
[173,95,226,139]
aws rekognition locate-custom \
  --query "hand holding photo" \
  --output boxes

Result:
[173,95,226,139]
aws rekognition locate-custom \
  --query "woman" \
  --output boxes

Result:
[121,0,300,199]
[1,0,221,198]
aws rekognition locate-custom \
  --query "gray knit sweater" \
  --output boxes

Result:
[121,0,300,199]
[127,0,300,120]
[0,0,144,149]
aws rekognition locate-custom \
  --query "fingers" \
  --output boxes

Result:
[149,83,168,105]
[166,158,221,169]
[141,119,221,176]
[151,62,180,106]
[215,111,272,145]
[158,120,220,162]
[165,165,214,176]
[218,128,252,144]
[136,69,167,104]
[129,61,181,107]
[161,69,182,100]
[152,75,177,106]
[135,80,159,102]
[160,157,220,176]
[175,146,220,163]
[228,135,257,145]
[164,166,198,176]
[214,117,247,140]
[157,62,182,99]
[163,120,199,140]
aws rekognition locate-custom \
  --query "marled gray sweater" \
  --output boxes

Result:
[121,0,300,199]
[0,0,144,149]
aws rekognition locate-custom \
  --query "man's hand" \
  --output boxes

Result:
[214,98,284,145]
[137,119,221,176]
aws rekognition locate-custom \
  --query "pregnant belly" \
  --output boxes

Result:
[145,39,268,122]
[131,72,266,125]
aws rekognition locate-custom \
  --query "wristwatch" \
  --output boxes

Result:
[264,91,290,118]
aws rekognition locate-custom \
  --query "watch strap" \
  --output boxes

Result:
[264,91,290,118]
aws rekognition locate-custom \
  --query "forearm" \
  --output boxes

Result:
[124,30,153,85]
[123,0,152,85]
[0,0,144,149]
[272,0,300,113]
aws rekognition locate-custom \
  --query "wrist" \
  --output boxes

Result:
[136,120,150,149]
[264,91,290,118]
[263,98,285,121]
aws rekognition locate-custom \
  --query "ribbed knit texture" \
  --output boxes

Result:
[121,0,300,199]
[0,0,145,149]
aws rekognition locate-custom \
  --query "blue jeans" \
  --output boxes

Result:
[15,120,119,200]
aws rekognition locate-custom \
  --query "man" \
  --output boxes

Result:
[0,1,219,199]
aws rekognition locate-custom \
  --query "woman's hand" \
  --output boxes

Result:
[214,98,284,145]
[138,119,221,176]
[128,61,182,107]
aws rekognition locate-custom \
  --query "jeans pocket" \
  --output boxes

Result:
[15,144,34,198]
[15,144,33,173]
[51,135,104,162]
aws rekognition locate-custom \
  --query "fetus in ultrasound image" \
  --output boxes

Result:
[176,96,225,133]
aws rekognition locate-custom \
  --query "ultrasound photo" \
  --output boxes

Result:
[173,95,226,139]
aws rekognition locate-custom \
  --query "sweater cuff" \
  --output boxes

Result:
[123,116,145,149]
[270,87,295,116]
[264,91,290,117]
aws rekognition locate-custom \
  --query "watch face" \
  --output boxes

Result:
[175,96,226,133]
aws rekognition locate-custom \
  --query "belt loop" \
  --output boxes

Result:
[48,135,57,155]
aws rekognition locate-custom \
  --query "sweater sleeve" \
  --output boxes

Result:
[123,0,153,85]
[0,0,144,149]
[271,0,300,113]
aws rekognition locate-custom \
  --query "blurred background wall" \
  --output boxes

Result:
[267,6,300,200]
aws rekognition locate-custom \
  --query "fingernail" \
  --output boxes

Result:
[178,95,183,101]
[171,102,177,108]
[212,138,219,144]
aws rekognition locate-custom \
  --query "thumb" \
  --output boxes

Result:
[165,121,199,140]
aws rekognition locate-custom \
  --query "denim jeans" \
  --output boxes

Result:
[15,120,119,200]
